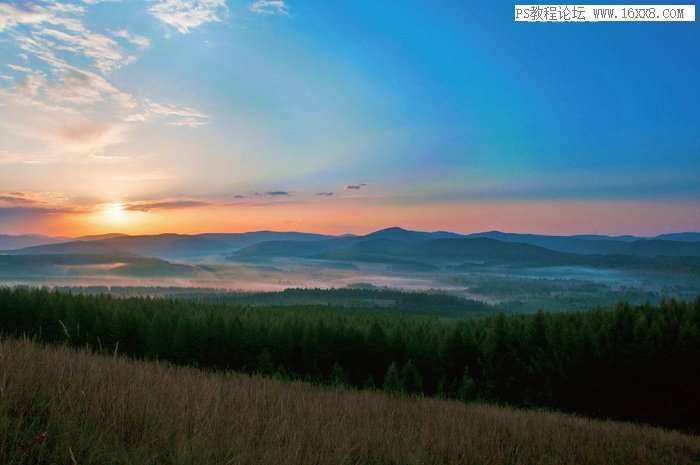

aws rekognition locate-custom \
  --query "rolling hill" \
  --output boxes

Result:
[2,231,331,260]
[0,234,67,250]
[0,254,197,278]
[464,231,700,256]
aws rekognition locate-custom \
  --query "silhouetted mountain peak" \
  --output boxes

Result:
[372,226,411,234]
[365,227,462,241]
[76,233,130,241]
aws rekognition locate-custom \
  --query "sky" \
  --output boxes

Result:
[0,0,698,237]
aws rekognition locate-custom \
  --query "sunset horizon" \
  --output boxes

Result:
[1,2,698,239]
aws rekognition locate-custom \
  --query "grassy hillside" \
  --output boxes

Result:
[1,338,698,465]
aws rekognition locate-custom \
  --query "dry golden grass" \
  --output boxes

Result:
[1,338,699,465]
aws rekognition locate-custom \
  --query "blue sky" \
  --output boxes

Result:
[0,0,698,235]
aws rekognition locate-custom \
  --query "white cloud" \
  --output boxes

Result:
[145,99,208,119]
[149,0,228,34]
[48,3,87,16]
[4,59,135,111]
[0,0,209,161]
[249,0,289,15]
[81,0,123,4]
[1,2,131,74]
[44,65,136,108]
[16,72,46,98]
[8,64,32,73]
[112,29,151,49]
[38,26,127,75]
[126,98,209,127]
[0,3,51,31]
[169,118,208,128]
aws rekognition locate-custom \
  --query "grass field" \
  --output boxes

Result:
[1,339,699,465]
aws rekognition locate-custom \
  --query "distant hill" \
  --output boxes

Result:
[234,238,343,259]
[364,227,463,241]
[410,238,574,263]
[0,254,196,278]
[4,240,130,256]
[655,232,700,242]
[0,234,67,250]
[3,231,332,260]
[231,236,577,267]
[230,228,700,272]
[620,239,700,257]
[4,227,700,270]
[76,233,130,241]
[463,231,700,256]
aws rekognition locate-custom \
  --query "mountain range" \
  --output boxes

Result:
[1,227,699,275]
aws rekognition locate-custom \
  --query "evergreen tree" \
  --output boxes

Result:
[401,360,423,394]
[330,361,348,386]
[383,362,403,393]
[457,366,477,401]
[256,348,275,375]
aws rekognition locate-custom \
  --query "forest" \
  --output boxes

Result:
[0,287,699,432]
[53,285,497,318]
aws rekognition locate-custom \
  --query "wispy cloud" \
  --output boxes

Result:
[266,191,290,196]
[346,183,367,190]
[81,0,123,4]
[316,192,334,196]
[123,199,210,212]
[249,0,289,16]
[0,3,51,32]
[7,64,32,73]
[0,190,73,209]
[15,72,46,98]
[126,98,209,127]
[149,0,229,34]
[38,25,128,75]
[44,66,135,108]
[0,206,70,220]
[0,194,37,205]
[0,1,209,158]
[2,2,133,75]
[112,29,151,49]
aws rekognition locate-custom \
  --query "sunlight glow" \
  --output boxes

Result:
[100,202,128,225]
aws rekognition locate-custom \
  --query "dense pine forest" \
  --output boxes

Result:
[1,287,699,431]
[54,285,497,318]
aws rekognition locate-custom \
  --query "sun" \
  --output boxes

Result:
[101,202,128,224]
